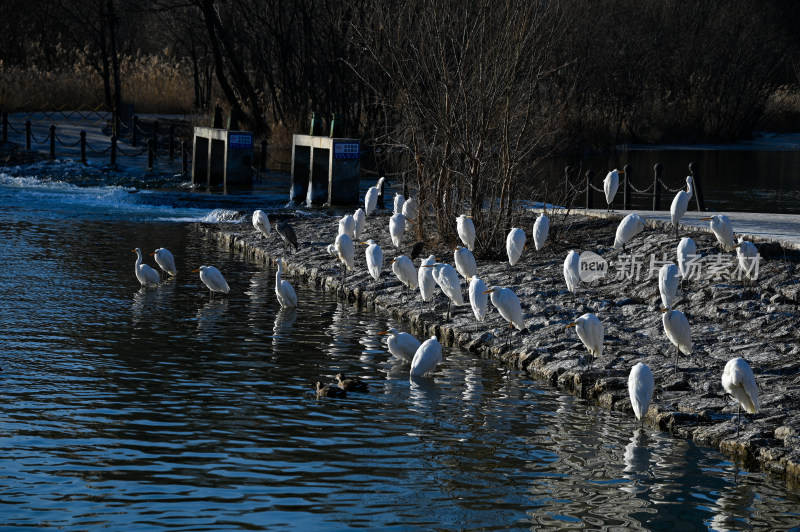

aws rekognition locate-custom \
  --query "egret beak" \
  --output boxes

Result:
[565,323,577,329]
[378,331,389,335]
[422,264,435,268]
[149,251,156,256]
[360,241,369,245]
[660,308,668,313]
[130,249,137,253]
[192,268,201,273]
[390,260,397,264]
[700,217,713,221]
[481,288,495,294]
[618,170,625,175]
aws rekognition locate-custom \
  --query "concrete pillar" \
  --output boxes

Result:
[209,138,226,186]
[192,136,209,186]
[307,147,330,206]
[291,144,310,202]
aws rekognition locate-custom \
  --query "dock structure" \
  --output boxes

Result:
[191,126,254,187]
[290,134,360,206]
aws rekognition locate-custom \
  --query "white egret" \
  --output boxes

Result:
[389,212,407,250]
[364,176,385,216]
[566,313,604,368]
[193,265,230,298]
[469,277,489,322]
[721,357,760,435]
[456,214,476,251]
[614,213,646,250]
[563,250,580,293]
[353,208,366,240]
[603,169,623,210]
[391,255,417,302]
[275,258,297,308]
[379,328,422,363]
[628,362,655,428]
[735,237,759,280]
[700,215,735,251]
[253,209,271,238]
[661,309,692,372]
[393,192,405,215]
[363,239,384,284]
[151,247,177,277]
[669,176,694,238]
[410,335,443,377]
[426,262,463,319]
[658,263,680,309]
[676,237,697,280]
[454,246,478,281]
[336,372,369,392]
[533,212,550,251]
[483,286,524,344]
[402,197,418,222]
[132,248,161,287]
[506,227,526,267]
[276,221,299,253]
[335,233,355,284]
[326,243,337,257]
[338,214,356,239]
[418,255,438,306]
[316,381,347,398]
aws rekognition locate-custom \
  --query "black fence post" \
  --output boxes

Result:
[147,138,154,170]
[260,139,267,172]
[49,125,56,159]
[689,162,705,212]
[169,124,175,160]
[585,170,595,209]
[181,140,188,177]
[25,121,31,150]
[2,112,7,144]
[110,136,117,169]
[132,115,139,147]
[152,120,159,158]
[652,163,663,211]
[80,131,87,164]
[623,163,632,210]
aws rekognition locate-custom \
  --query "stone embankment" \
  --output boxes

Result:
[200,208,800,487]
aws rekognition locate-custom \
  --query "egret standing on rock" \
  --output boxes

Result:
[721,357,760,435]
[276,221,299,253]
[676,237,697,281]
[661,309,692,372]
[410,336,443,377]
[338,214,356,239]
[735,237,759,280]
[132,248,161,287]
[253,209,271,238]
[614,213,646,250]
[628,363,654,428]
[364,176,385,216]
[506,227,526,267]
[418,255,437,307]
[423,262,463,319]
[151,247,177,277]
[483,286,524,344]
[379,328,422,363]
[363,239,384,285]
[389,212,407,251]
[563,250,581,293]
[454,246,478,281]
[393,193,405,215]
[402,196,418,222]
[456,214,476,251]
[391,255,418,301]
[566,313,604,368]
[533,212,550,251]
[604,169,623,210]
[274,258,297,308]
[335,233,355,284]
[193,265,230,298]
[469,277,489,322]
[658,263,680,309]
[669,176,694,238]
[353,208,366,240]
[701,215,735,252]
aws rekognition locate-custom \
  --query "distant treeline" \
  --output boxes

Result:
[2,0,799,245]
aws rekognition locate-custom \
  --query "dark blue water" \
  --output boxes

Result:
[1,160,799,530]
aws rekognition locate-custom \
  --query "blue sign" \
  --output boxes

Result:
[333,141,359,159]
[229,134,253,150]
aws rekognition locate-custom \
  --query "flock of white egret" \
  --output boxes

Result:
[130,173,762,434]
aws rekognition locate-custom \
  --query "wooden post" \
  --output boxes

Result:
[623,163,632,210]
[181,140,188,176]
[132,115,139,147]
[111,136,117,169]
[585,170,594,209]
[652,163,662,211]
[147,138,154,170]
[169,124,175,160]
[152,120,159,158]
[689,162,705,211]
[80,131,87,164]
[49,125,56,159]
[25,120,31,150]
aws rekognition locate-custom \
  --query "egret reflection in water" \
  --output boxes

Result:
[195,299,228,337]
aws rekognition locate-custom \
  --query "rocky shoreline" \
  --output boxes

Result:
[199,207,800,487]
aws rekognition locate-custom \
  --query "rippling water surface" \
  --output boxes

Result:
[1,166,799,530]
